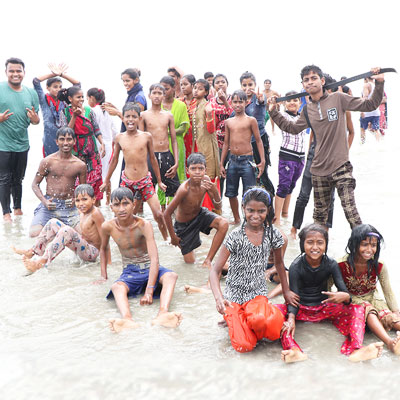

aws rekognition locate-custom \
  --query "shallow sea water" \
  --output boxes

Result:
[1,120,399,400]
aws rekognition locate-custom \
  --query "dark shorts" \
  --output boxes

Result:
[30,195,79,229]
[106,264,172,299]
[174,207,217,255]
[148,151,180,197]
[360,116,380,130]
[277,158,305,198]
[225,154,256,198]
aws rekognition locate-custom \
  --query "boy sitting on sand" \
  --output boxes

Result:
[101,187,182,332]
[14,184,106,277]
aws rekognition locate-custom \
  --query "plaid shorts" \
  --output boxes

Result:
[312,161,362,229]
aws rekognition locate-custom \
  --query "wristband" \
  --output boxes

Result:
[147,285,156,289]
[212,198,222,205]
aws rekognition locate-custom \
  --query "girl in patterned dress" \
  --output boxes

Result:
[337,224,400,354]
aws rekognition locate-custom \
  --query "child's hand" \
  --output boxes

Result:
[321,291,350,304]
[170,235,181,248]
[102,102,120,117]
[217,89,227,104]
[216,297,232,315]
[219,165,226,178]
[256,160,265,178]
[283,289,300,307]
[205,103,213,120]
[158,182,167,192]
[140,293,153,305]
[256,87,265,104]
[72,106,82,117]
[45,197,56,211]
[99,143,106,158]
[99,181,110,193]
[267,96,278,112]
[165,165,177,179]
[281,316,296,338]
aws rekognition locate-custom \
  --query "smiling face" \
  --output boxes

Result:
[303,231,326,264]
[123,109,140,132]
[121,73,138,91]
[6,63,25,88]
[241,78,256,99]
[243,200,268,229]
[111,196,135,221]
[56,133,75,154]
[357,236,378,262]
[75,192,96,214]
[69,90,84,108]
[302,71,325,96]
[285,98,301,114]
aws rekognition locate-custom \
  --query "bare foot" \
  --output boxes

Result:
[388,331,400,355]
[281,348,308,363]
[184,285,211,294]
[230,219,241,225]
[289,227,297,240]
[23,257,46,274]
[14,209,23,216]
[152,312,182,328]
[12,246,34,259]
[109,318,140,333]
[281,212,288,218]
[202,259,212,269]
[218,319,227,327]
[348,342,384,362]
[3,213,12,223]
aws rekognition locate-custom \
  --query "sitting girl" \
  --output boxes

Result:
[337,224,400,354]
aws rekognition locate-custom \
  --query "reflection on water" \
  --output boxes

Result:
[0,123,399,400]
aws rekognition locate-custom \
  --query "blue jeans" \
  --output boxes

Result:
[225,155,256,198]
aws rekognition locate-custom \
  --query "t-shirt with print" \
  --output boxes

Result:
[223,225,284,304]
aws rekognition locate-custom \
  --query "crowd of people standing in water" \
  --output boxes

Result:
[2,57,399,363]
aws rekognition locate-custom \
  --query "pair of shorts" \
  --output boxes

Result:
[120,170,155,202]
[148,151,180,197]
[174,207,217,255]
[276,158,305,198]
[30,195,79,229]
[360,116,380,130]
[106,263,172,299]
[225,154,256,198]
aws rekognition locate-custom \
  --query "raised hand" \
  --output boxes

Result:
[0,109,13,122]
[26,107,39,124]
[256,87,265,103]
[371,67,384,82]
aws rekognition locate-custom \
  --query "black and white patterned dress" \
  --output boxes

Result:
[223,225,284,305]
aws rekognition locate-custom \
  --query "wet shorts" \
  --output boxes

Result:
[360,116,380,131]
[174,207,217,255]
[30,195,79,229]
[120,170,155,202]
[148,151,180,197]
[107,263,172,299]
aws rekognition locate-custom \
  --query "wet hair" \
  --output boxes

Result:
[204,71,214,79]
[345,224,384,277]
[264,79,271,84]
[231,90,247,102]
[301,65,323,80]
[149,83,165,94]
[121,68,139,80]
[110,187,134,203]
[298,223,328,254]
[47,77,62,87]
[56,126,76,140]
[181,74,196,85]
[160,75,175,87]
[87,88,106,105]
[187,152,206,167]
[167,67,181,79]
[240,71,256,84]
[5,57,25,69]
[323,73,336,86]
[241,187,275,251]
[212,73,229,87]
[342,85,350,94]
[122,102,141,116]
[74,184,94,198]
[57,86,82,104]
[195,79,209,96]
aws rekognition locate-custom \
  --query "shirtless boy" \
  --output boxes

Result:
[101,187,181,332]
[14,184,106,276]
[29,127,87,237]
[139,84,180,209]
[164,153,228,270]
[220,90,265,224]
[100,102,169,240]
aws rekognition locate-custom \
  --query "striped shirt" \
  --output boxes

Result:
[279,110,307,160]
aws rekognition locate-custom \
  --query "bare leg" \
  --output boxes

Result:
[12,246,34,259]
[23,257,47,274]
[151,272,182,328]
[183,251,195,264]
[290,226,297,240]
[348,342,384,362]
[228,197,240,225]
[274,195,285,226]
[202,217,228,268]
[282,194,291,218]
[367,314,400,354]
[109,282,140,332]
[360,128,366,144]
[147,195,168,240]
[281,348,308,363]
[29,224,44,238]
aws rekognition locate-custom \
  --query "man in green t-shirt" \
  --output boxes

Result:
[0,57,40,222]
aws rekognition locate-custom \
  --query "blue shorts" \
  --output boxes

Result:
[225,154,256,198]
[360,116,380,130]
[30,195,79,228]
[106,264,172,299]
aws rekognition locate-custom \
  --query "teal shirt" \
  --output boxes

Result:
[0,81,40,152]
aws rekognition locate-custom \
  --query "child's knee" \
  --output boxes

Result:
[164,271,178,283]
[29,225,43,238]
[215,217,229,232]
[111,281,128,294]
[183,252,195,263]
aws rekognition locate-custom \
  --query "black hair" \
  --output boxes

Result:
[5,57,25,69]
[301,65,323,80]
[240,71,256,84]
[122,102,141,116]
[212,73,229,87]
[187,152,206,167]
[74,183,95,198]
[57,86,82,104]
[121,68,139,80]
[110,187,134,203]
[182,74,196,85]
[47,77,62,87]
[149,83,165,94]
[56,126,76,140]
[342,85,350,94]
[285,90,297,97]
[194,79,210,96]
[264,79,271,84]
[298,223,328,254]
[204,71,214,79]
[160,75,175,88]
[346,224,383,278]
[323,73,336,87]
[87,87,106,105]
[242,187,274,252]
[231,90,247,102]
[167,67,181,78]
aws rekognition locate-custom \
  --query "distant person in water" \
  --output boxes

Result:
[100,187,182,332]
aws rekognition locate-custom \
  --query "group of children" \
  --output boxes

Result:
[10,62,399,363]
